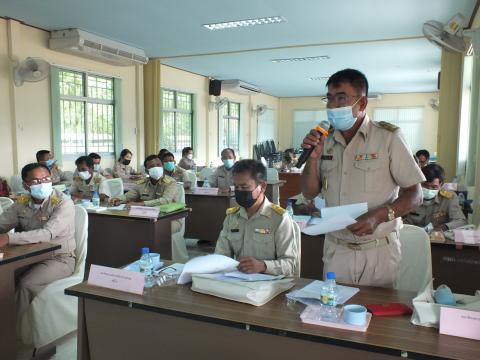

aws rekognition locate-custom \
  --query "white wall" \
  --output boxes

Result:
[0,18,144,178]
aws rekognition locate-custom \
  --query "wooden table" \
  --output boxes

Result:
[66,277,480,360]
[278,172,302,208]
[86,209,189,268]
[184,190,235,242]
[0,243,61,360]
[431,239,480,294]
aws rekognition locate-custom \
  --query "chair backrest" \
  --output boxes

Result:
[9,175,24,194]
[199,167,214,181]
[104,178,124,198]
[73,205,89,276]
[292,220,301,277]
[395,224,432,292]
[266,168,279,182]
[0,197,14,215]
[185,171,197,189]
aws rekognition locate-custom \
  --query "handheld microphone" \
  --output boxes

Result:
[295,120,330,169]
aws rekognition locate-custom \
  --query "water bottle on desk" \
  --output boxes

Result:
[320,272,338,321]
[203,177,210,188]
[92,190,100,207]
[286,199,294,218]
[139,247,154,289]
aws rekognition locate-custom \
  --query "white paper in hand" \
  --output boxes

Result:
[302,214,356,235]
[321,202,368,219]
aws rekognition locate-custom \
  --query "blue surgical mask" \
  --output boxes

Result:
[422,187,439,200]
[326,98,361,131]
[164,162,175,172]
[45,159,55,168]
[148,166,164,180]
[93,164,101,172]
[30,182,53,200]
[223,159,234,169]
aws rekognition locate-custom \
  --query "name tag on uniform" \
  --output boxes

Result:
[230,229,239,233]
[254,228,271,234]
[321,155,333,160]
[355,153,378,161]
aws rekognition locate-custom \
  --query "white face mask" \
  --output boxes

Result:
[187,154,193,160]
[93,164,101,171]
[29,182,53,200]
[148,166,164,180]
[422,187,439,200]
[79,171,91,180]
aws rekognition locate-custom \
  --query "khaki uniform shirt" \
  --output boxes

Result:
[215,198,299,276]
[113,162,134,178]
[209,165,234,189]
[50,166,67,185]
[70,173,108,199]
[315,116,425,243]
[0,189,76,255]
[404,189,467,229]
[166,165,189,183]
[123,175,178,206]
[178,157,196,170]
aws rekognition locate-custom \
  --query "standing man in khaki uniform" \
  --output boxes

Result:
[70,156,109,201]
[110,155,186,261]
[0,163,76,319]
[36,150,68,185]
[404,164,466,231]
[215,159,300,276]
[301,69,424,288]
[209,148,236,190]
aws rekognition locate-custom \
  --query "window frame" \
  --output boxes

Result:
[218,101,241,154]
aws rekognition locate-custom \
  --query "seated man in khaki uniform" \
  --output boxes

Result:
[36,150,68,185]
[404,164,467,231]
[209,148,236,190]
[0,163,76,319]
[110,155,186,261]
[70,156,108,201]
[160,151,189,183]
[215,159,299,276]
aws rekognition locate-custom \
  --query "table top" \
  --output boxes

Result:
[86,207,190,221]
[185,189,235,198]
[430,238,480,248]
[66,277,480,360]
[0,242,61,266]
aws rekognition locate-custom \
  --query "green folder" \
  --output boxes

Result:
[158,202,186,213]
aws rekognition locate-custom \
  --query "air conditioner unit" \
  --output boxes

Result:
[49,29,148,66]
[221,79,261,95]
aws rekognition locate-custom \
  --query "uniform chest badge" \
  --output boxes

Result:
[254,228,271,234]
[355,153,378,161]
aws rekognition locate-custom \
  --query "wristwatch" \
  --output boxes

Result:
[386,205,395,221]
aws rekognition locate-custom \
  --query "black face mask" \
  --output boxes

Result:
[123,159,131,165]
[235,189,258,209]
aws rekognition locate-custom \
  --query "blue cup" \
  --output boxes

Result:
[343,304,367,326]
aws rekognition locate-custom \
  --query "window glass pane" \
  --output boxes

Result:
[60,100,85,154]
[87,75,113,100]
[176,92,192,111]
[160,89,193,152]
[86,103,115,153]
[161,111,176,150]
[175,112,192,152]
[162,89,175,109]
[229,102,239,117]
[59,70,83,97]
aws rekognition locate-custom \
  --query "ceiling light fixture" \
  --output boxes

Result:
[271,55,330,63]
[203,16,286,30]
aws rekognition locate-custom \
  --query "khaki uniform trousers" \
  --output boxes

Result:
[323,232,401,288]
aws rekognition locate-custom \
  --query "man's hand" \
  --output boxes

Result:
[238,257,267,273]
[0,233,9,247]
[109,197,122,206]
[301,129,326,160]
[434,224,448,232]
[347,207,387,236]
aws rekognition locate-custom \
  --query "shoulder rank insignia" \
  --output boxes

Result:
[162,175,175,185]
[271,204,286,215]
[16,194,30,205]
[439,188,454,199]
[226,206,240,215]
[50,195,62,206]
[377,121,399,132]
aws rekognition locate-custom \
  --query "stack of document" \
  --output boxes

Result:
[217,271,285,282]
[287,280,359,306]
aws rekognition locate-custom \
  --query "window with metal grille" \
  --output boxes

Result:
[58,69,115,156]
[161,89,193,153]
[373,107,424,152]
[218,101,240,153]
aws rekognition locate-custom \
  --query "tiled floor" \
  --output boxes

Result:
[16,239,214,360]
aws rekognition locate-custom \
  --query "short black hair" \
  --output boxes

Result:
[326,68,369,97]
[36,150,51,162]
[232,159,266,184]
[75,155,94,169]
[182,147,193,156]
[422,164,445,183]
[158,149,169,158]
[21,163,51,181]
[221,148,236,158]
[118,149,132,161]
[160,152,175,162]
[416,149,430,160]
[88,152,101,160]
[144,154,161,168]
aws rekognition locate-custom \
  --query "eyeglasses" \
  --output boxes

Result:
[28,177,52,185]
[321,94,362,105]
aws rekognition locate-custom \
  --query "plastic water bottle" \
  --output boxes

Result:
[92,190,100,207]
[203,177,210,188]
[139,247,154,289]
[286,199,294,218]
[320,272,338,321]
[458,192,465,207]
[192,164,197,173]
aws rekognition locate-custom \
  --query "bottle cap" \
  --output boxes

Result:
[141,247,150,255]
[326,271,336,280]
